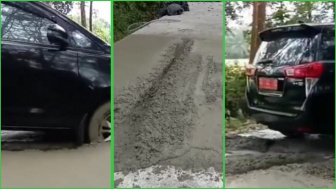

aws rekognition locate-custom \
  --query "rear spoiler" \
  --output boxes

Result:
[259,24,322,41]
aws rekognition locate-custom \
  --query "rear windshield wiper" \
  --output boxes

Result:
[256,59,273,65]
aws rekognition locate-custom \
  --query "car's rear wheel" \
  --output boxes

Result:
[87,102,111,143]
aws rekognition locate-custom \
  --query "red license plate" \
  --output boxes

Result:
[259,78,278,90]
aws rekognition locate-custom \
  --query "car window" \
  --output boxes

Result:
[253,36,313,66]
[1,3,54,44]
[68,29,101,50]
[321,29,335,61]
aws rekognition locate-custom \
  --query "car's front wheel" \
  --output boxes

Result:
[87,102,111,143]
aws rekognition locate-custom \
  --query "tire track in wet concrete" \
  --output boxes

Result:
[225,133,334,181]
[114,37,223,174]
[114,38,199,172]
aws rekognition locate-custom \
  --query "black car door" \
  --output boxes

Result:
[1,2,81,128]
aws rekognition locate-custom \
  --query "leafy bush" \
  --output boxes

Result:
[113,1,165,42]
[225,62,247,118]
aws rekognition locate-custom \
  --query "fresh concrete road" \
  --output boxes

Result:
[225,129,334,188]
[1,131,111,188]
[114,2,223,188]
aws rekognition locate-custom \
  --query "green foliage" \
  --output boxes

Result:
[113,1,165,42]
[42,1,74,15]
[229,1,334,51]
[93,20,111,43]
[67,14,80,24]
[225,1,250,30]
[225,63,247,118]
[225,29,249,59]
[266,2,291,27]
[225,2,239,26]
[67,15,111,44]
[268,1,334,28]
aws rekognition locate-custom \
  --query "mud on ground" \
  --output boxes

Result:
[225,131,335,188]
[114,38,223,174]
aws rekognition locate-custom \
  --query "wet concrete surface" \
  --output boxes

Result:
[114,2,223,188]
[1,131,111,188]
[1,131,77,151]
[225,129,335,188]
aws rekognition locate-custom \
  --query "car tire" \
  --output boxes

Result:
[87,102,111,143]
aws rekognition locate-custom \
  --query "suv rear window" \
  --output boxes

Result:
[253,36,314,66]
[321,29,335,61]
[254,26,323,67]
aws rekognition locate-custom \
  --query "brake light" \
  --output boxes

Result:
[246,64,256,76]
[284,62,324,78]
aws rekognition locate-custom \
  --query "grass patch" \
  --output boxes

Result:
[225,118,267,134]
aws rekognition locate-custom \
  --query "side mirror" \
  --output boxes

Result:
[47,24,69,50]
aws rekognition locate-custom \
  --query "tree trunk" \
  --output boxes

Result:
[256,1,266,49]
[80,1,87,28]
[249,1,266,64]
[89,1,93,31]
[249,1,258,64]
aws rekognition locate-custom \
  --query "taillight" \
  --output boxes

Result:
[246,64,256,76]
[284,62,324,78]
[284,62,324,97]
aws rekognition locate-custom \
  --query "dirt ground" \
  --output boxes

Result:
[114,2,223,188]
[225,129,335,188]
[1,131,111,188]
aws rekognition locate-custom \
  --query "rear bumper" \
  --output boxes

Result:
[247,103,333,134]
[246,90,334,134]
[248,108,307,132]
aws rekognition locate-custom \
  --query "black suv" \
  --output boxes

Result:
[1,2,111,143]
[246,23,335,137]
